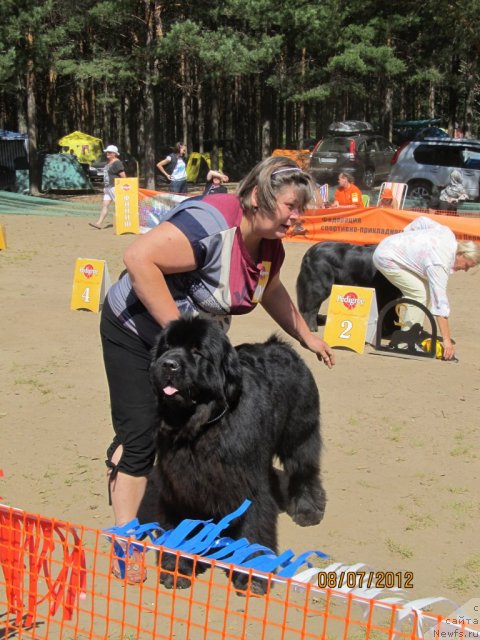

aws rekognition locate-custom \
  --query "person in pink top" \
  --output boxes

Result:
[373,216,480,360]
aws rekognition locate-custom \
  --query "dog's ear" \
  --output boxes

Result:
[222,346,242,408]
[151,331,165,362]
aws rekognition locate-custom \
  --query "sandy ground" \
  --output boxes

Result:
[1,197,479,617]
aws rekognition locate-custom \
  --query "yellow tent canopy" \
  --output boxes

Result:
[58,131,103,164]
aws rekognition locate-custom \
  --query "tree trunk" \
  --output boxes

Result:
[143,0,163,189]
[447,55,460,136]
[384,84,393,142]
[26,33,40,195]
[198,82,204,153]
[428,80,435,119]
[210,80,219,168]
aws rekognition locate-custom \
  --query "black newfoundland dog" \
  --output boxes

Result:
[296,241,402,336]
[149,317,326,592]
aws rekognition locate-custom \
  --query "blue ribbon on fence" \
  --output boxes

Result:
[103,499,328,579]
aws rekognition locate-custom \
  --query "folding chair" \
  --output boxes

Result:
[377,181,408,209]
[317,183,329,206]
[362,194,370,207]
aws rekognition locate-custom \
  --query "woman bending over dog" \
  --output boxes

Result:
[99,156,335,583]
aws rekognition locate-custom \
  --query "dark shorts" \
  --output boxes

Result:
[170,179,188,193]
[100,300,158,477]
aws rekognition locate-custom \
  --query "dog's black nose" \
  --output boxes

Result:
[162,358,180,372]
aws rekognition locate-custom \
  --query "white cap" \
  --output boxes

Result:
[103,144,119,155]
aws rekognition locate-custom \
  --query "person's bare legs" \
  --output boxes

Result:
[108,445,148,583]
[90,198,112,229]
[108,444,148,526]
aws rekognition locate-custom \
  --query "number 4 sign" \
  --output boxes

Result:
[70,258,111,313]
[323,285,378,354]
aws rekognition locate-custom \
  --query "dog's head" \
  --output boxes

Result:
[410,323,431,342]
[150,317,243,419]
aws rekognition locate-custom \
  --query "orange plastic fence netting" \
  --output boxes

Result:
[285,207,480,245]
[0,504,470,640]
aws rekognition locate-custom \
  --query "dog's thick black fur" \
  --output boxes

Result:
[296,242,402,336]
[149,317,326,592]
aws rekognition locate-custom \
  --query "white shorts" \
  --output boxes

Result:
[103,187,115,202]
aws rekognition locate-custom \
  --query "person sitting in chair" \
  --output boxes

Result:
[331,172,363,208]
[439,170,469,212]
[378,187,399,209]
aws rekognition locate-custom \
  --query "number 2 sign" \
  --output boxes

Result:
[323,285,378,354]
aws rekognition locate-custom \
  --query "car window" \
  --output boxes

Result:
[317,137,351,153]
[413,144,463,167]
[462,147,480,169]
[365,139,379,152]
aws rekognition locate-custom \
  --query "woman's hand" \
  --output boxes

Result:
[261,275,336,369]
[442,338,456,360]
[301,332,336,368]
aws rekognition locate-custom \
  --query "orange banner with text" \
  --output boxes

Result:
[285,207,480,245]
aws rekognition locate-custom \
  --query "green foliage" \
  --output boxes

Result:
[1,0,480,161]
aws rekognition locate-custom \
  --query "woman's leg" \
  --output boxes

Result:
[100,303,158,527]
[376,267,429,329]
[109,452,148,526]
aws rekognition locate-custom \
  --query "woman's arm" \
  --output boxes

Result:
[425,264,456,359]
[156,157,171,180]
[123,222,197,327]
[261,274,335,368]
[206,169,229,182]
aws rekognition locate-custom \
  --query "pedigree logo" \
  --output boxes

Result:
[80,264,98,279]
[336,292,365,310]
[122,184,131,191]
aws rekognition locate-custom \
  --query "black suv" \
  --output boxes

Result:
[309,121,397,188]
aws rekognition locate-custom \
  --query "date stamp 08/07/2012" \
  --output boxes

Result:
[317,571,414,590]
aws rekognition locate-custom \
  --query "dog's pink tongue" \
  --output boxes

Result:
[163,385,179,396]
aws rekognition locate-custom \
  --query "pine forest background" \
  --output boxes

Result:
[1,0,480,189]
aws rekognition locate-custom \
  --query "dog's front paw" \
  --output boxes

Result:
[160,571,192,589]
[232,572,269,596]
[291,507,324,527]
[288,494,326,527]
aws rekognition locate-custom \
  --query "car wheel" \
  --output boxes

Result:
[362,168,375,189]
[408,180,432,199]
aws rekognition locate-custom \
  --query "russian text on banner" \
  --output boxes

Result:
[323,285,378,354]
[115,178,140,235]
[70,259,111,313]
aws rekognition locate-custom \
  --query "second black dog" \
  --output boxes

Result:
[149,317,326,592]
[296,241,402,336]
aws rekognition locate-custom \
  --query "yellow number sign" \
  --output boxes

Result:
[323,285,378,354]
[115,178,140,235]
[70,258,111,313]
[0,225,6,250]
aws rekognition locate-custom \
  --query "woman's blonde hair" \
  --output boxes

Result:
[457,240,480,264]
[236,156,317,214]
